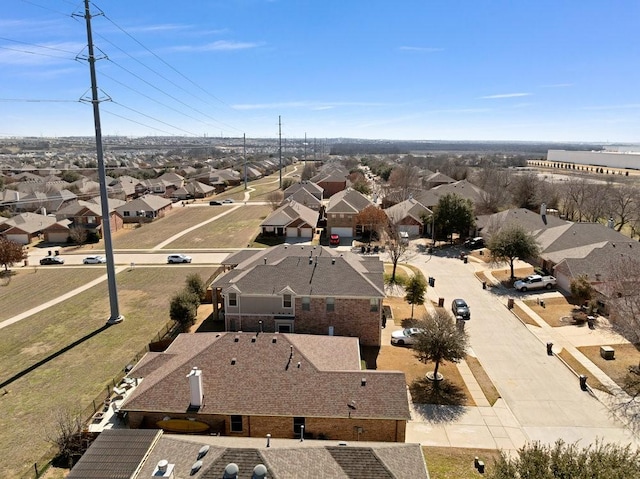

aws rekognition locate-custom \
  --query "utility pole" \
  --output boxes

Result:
[304,132,307,167]
[78,0,123,324]
[243,133,247,190]
[278,116,282,189]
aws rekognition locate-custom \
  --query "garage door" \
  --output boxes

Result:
[5,234,28,245]
[47,232,69,243]
[286,227,298,237]
[331,227,353,237]
[299,227,313,238]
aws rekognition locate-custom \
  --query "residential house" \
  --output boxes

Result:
[0,212,57,244]
[54,197,126,241]
[310,166,349,197]
[211,244,385,346]
[67,429,429,479]
[120,332,409,442]
[14,189,76,213]
[114,194,173,223]
[108,175,142,200]
[384,196,433,237]
[283,181,323,210]
[326,188,373,237]
[259,200,319,238]
[172,179,216,200]
[422,171,456,189]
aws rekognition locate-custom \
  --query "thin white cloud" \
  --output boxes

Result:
[398,46,443,52]
[169,40,262,52]
[481,93,532,99]
[232,101,390,110]
[128,23,192,33]
[582,104,640,111]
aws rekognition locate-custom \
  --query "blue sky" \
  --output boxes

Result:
[1,0,639,142]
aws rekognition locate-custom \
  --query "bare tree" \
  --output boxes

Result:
[266,190,284,211]
[472,164,511,214]
[47,407,90,467]
[413,309,468,381]
[69,225,88,245]
[609,184,638,232]
[0,237,27,271]
[387,163,421,202]
[508,172,541,210]
[385,214,411,284]
[604,255,640,343]
[355,205,388,242]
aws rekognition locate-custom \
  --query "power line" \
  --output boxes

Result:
[110,101,200,137]
[100,108,186,137]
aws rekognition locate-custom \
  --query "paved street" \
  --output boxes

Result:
[398,244,640,449]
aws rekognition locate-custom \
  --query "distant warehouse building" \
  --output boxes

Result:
[547,150,640,170]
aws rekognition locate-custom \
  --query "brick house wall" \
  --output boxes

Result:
[127,411,405,442]
[318,181,346,198]
[225,297,382,346]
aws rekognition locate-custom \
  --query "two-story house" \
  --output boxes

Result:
[325,188,373,238]
[211,243,385,346]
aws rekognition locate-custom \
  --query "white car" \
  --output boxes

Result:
[391,327,424,346]
[167,254,192,264]
[83,255,106,264]
[222,198,234,204]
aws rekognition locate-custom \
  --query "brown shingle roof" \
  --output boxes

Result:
[122,333,409,421]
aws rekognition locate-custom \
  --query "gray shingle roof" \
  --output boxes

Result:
[212,244,384,297]
[326,189,372,214]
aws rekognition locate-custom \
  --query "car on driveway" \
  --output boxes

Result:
[330,234,340,245]
[40,256,64,265]
[83,255,106,264]
[167,254,192,264]
[451,298,470,320]
[391,327,424,346]
[464,236,484,249]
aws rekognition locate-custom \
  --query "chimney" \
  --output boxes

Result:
[331,258,336,265]
[186,367,203,408]
[361,378,367,386]
[264,258,267,264]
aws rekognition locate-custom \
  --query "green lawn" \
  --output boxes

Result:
[165,205,272,249]
[0,266,214,478]
[0,268,105,322]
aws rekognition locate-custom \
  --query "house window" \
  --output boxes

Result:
[230,415,243,432]
[87,216,96,223]
[123,211,130,217]
[275,319,293,333]
[228,293,237,307]
[326,297,335,312]
[302,297,310,311]
[283,294,292,308]
[293,417,306,435]
[370,298,379,312]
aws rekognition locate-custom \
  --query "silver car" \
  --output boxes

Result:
[167,254,192,264]
[391,327,424,346]
[83,255,106,264]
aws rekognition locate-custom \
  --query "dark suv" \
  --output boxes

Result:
[40,256,64,265]
[451,298,470,320]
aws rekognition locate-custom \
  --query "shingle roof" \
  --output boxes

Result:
[212,244,384,297]
[478,208,569,236]
[130,434,430,479]
[326,189,372,214]
[384,197,432,223]
[260,200,319,229]
[121,332,410,421]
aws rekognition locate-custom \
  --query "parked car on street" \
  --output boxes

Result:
[330,234,340,245]
[40,256,64,265]
[83,255,106,264]
[167,254,192,264]
[451,298,471,320]
[391,327,424,346]
[209,200,222,206]
[222,199,234,204]
[514,274,557,292]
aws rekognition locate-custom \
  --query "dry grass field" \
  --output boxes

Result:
[0,266,214,478]
[423,446,503,479]
[166,205,272,249]
[110,205,233,249]
[0,268,105,321]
